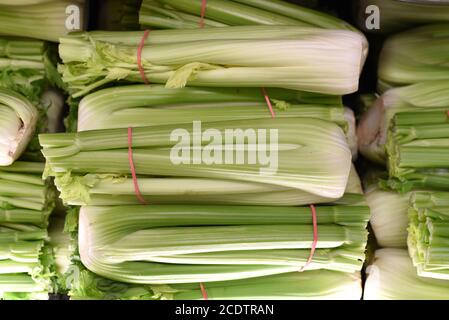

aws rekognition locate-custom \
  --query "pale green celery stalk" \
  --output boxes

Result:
[408,191,449,280]
[140,0,357,31]
[54,164,362,207]
[41,118,352,199]
[356,0,449,34]
[232,0,358,31]
[365,248,449,299]
[154,271,362,300]
[67,261,361,300]
[0,209,48,226]
[78,204,368,284]
[0,88,38,166]
[378,24,449,88]
[0,38,45,61]
[365,185,409,248]
[0,1,86,42]
[0,235,54,299]
[141,0,312,28]
[0,274,47,295]
[358,81,449,164]
[386,110,449,188]
[140,1,227,29]
[0,162,55,214]
[0,240,44,263]
[58,26,367,97]
[76,83,355,158]
[77,84,342,131]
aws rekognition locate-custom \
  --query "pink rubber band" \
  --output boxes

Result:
[299,204,318,272]
[128,127,148,205]
[200,282,208,300]
[261,88,276,118]
[137,30,150,84]
[199,0,208,28]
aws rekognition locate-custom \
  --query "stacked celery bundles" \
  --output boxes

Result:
[0,0,86,42]
[49,2,370,299]
[40,97,369,299]
[57,84,359,206]
[58,25,368,98]
[358,35,449,191]
[0,162,56,300]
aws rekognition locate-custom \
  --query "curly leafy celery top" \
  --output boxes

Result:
[139,0,358,32]
[58,26,367,98]
[0,0,86,42]
[358,81,449,165]
[408,191,449,280]
[0,88,38,166]
[40,117,352,199]
[77,203,368,284]
[364,249,449,300]
[67,261,362,300]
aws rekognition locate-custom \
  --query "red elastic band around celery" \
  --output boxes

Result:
[199,0,208,28]
[128,127,148,205]
[261,88,276,118]
[299,204,318,272]
[137,30,151,84]
[200,282,208,300]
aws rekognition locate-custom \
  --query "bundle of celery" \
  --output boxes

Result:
[75,85,357,157]
[355,0,449,34]
[365,185,409,248]
[58,26,368,98]
[139,0,357,31]
[0,38,65,164]
[0,161,56,300]
[357,81,449,164]
[0,0,86,42]
[40,117,354,205]
[378,24,449,91]
[76,201,368,285]
[385,108,449,192]
[0,88,39,166]
[364,249,449,300]
[408,191,449,280]
[66,262,362,300]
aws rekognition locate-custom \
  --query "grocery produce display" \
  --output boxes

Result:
[0,0,448,302]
